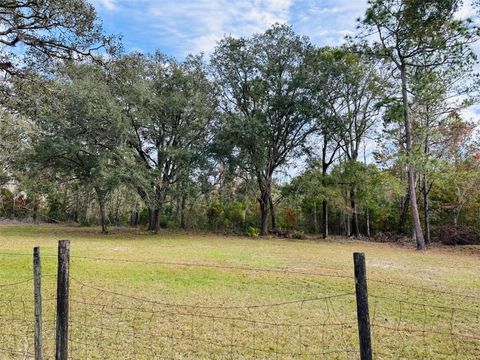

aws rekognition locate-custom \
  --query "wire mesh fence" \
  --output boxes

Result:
[0,275,57,359]
[0,278,35,359]
[68,278,358,359]
[0,242,479,359]
[369,293,480,359]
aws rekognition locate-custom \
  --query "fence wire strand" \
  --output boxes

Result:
[68,276,358,359]
[369,290,480,359]
[1,251,479,359]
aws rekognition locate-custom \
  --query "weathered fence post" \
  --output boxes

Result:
[33,247,42,360]
[55,240,70,360]
[354,252,372,360]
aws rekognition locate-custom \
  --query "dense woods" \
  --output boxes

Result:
[0,0,479,247]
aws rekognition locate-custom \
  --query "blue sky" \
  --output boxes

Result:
[90,0,479,131]
[90,0,477,57]
[91,0,370,57]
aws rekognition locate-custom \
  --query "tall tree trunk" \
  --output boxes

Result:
[257,174,272,236]
[453,210,459,225]
[322,164,329,239]
[180,194,186,229]
[313,201,318,234]
[400,64,425,250]
[32,202,38,225]
[114,193,120,226]
[346,214,350,237]
[259,192,269,236]
[366,208,371,238]
[152,208,160,233]
[345,181,350,237]
[363,141,370,238]
[322,199,328,239]
[269,195,276,232]
[423,131,431,245]
[149,186,164,233]
[99,202,107,233]
[129,211,136,227]
[147,208,158,231]
[399,190,410,234]
[350,186,360,238]
[95,189,107,234]
[147,208,153,230]
[423,175,431,244]
[73,190,79,223]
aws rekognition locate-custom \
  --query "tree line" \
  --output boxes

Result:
[0,0,479,249]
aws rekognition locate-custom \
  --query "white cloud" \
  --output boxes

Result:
[168,0,292,54]
[100,0,293,55]
[92,0,478,57]
[92,0,117,11]
[457,1,476,19]
[461,106,480,126]
[291,0,368,46]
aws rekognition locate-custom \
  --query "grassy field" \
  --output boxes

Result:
[0,225,479,359]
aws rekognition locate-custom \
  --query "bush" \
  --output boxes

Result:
[228,202,246,227]
[434,225,480,246]
[165,219,179,229]
[288,230,305,239]
[0,188,14,218]
[138,208,149,226]
[373,232,410,244]
[284,208,297,229]
[246,226,260,237]
[207,204,222,229]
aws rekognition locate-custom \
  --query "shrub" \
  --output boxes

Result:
[373,232,410,244]
[0,188,14,218]
[433,225,480,246]
[165,219,179,229]
[284,208,297,229]
[288,230,306,239]
[229,202,246,227]
[246,226,260,237]
[207,204,222,229]
[139,209,149,225]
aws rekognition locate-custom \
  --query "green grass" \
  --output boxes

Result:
[0,225,479,359]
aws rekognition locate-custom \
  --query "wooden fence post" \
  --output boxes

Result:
[354,252,372,360]
[55,240,70,360]
[33,247,42,360]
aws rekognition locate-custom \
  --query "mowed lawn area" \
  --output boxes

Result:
[0,225,479,359]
